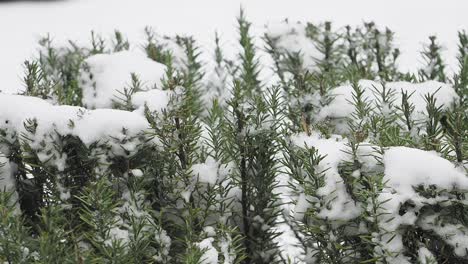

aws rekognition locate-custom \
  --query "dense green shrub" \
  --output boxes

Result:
[1,11,467,264]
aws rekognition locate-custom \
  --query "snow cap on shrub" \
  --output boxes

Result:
[80,51,167,109]
[0,94,150,171]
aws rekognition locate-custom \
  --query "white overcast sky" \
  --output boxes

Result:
[0,0,466,93]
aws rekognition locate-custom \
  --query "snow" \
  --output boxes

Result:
[377,147,468,258]
[73,108,149,147]
[80,50,167,109]
[191,157,220,185]
[265,21,322,71]
[153,228,172,262]
[0,94,150,170]
[151,35,188,71]
[316,80,459,133]
[0,154,13,192]
[0,0,466,94]
[120,190,149,219]
[202,58,231,108]
[180,190,191,203]
[130,169,144,177]
[383,147,468,196]
[106,226,130,246]
[318,80,458,120]
[0,152,19,213]
[290,132,468,262]
[0,0,466,261]
[197,237,218,264]
[291,132,370,221]
[292,193,310,221]
[380,146,468,231]
[418,247,436,264]
[219,235,235,264]
[131,89,172,114]
[273,218,306,263]
[419,214,468,257]
[0,94,51,147]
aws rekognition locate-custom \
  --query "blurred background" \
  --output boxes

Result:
[0,0,466,93]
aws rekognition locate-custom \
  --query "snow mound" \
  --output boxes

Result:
[191,157,220,185]
[265,21,321,71]
[80,51,167,109]
[317,80,458,132]
[0,94,150,171]
[291,132,377,221]
[383,147,468,195]
[131,89,172,114]
[380,146,468,231]
[197,237,218,264]
[377,147,468,259]
[291,133,468,262]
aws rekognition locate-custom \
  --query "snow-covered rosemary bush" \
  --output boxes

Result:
[1,11,467,264]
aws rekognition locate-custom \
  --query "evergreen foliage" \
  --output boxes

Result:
[0,11,467,264]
